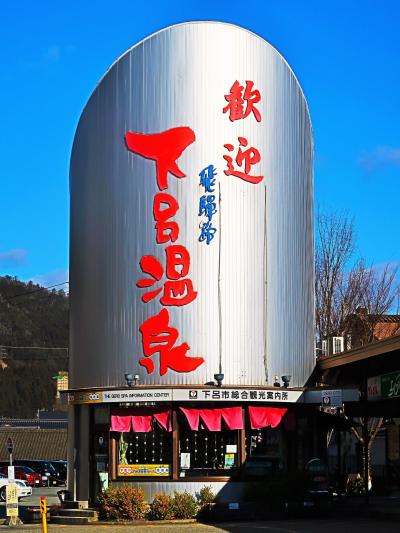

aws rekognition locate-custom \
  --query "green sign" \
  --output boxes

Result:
[381,372,400,399]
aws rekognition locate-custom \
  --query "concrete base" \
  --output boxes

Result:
[63,499,89,509]
[51,508,98,525]
[4,516,23,526]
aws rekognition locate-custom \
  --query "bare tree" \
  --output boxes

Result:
[315,209,399,347]
[350,417,384,485]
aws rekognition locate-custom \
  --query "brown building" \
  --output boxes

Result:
[345,307,400,349]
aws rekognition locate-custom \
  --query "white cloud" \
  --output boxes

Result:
[23,44,76,70]
[29,269,69,292]
[0,248,28,267]
[358,146,400,172]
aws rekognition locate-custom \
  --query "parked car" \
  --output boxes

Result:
[11,460,64,486]
[0,465,43,487]
[0,474,32,502]
[49,461,67,483]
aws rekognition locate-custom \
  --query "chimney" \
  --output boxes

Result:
[356,307,368,318]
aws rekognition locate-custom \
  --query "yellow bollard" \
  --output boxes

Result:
[40,496,48,533]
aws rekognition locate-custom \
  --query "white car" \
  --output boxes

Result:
[0,474,32,502]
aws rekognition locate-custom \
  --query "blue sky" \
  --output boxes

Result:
[0,0,399,287]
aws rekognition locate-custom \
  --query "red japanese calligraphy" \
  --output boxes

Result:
[125,127,196,190]
[223,137,263,184]
[139,308,204,375]
[223,80,261,122]
[136,256,163,303]
[137,245,197,306]
[153,193,179,243]
[165,244,190,279]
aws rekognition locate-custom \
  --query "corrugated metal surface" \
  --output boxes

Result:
[112,480,246,502]
[70,22,314,389]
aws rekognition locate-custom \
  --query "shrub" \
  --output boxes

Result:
[171,491,198,519]
[98,485,149,521]
[196,486,216,507]
[149,493,174,520]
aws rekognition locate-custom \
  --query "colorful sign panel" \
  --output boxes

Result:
[118,464,170,477]
[368,371,400,401]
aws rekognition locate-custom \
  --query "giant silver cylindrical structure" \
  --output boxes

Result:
[70,22,314,389]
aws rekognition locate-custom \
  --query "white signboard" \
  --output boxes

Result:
[103,389,172,403]
[70,387,304,404]
[322,389,342,408]
[6,483,18,517]
[7,466,15,481]
[173,388,303,403]
[180,453,191,469]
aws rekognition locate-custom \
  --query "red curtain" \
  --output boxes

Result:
[200,409,222,431]
[179,407,243,431]
[110,409,132,432]
[131,414,153,432]
[179,407,200,430]
[154,410,172,431]
[248,406,287,429]
[110,407,172,433]
[221,407,243,430]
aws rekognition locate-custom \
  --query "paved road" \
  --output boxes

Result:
[0,518,400,532]
[0,486,60,507]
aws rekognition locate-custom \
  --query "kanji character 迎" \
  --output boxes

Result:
[223,136,263,184]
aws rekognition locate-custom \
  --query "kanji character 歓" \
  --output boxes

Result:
[223,80,261,122]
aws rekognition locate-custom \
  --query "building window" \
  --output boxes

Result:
[243,427,284,477]
[178,410,240,478]
[111,407,172,478]
[119,422,171,464]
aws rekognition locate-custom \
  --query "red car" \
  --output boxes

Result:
[0,466,43,487]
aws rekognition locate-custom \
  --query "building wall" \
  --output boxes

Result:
[70,22,314,391]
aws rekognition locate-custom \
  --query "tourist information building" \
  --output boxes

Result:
[67,21,318,503]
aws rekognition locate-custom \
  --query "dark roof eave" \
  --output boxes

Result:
[317,334,400,370]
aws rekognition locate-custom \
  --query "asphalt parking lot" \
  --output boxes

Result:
[0,518,400,532]
[1,490,400,532]
[0,486,60,520]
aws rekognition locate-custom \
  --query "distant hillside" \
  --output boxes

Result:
[0,276,68,418]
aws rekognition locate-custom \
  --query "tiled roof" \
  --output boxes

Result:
[0,428,67,461]
[0,418,67,429]
[374,315,400,323]
[348,313,400,323]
